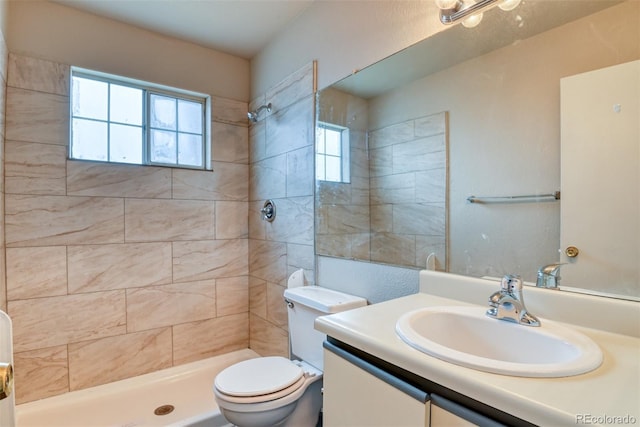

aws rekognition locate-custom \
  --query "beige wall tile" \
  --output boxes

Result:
[248,200,266,240]
[393,203,445,236]
[265,196,314,245]
[316,234,353,260]
[5,195,124,247]
[266,282,287,328]
[351,233,372,261]
[265,97,314,158]
[370,173,415,205]
[249,239,287,284]
[317,181,352,205]
[8,54,69,95]
[286,145,313,197]
[415,112,447,137]
[212,122,248,164]
[4,140,67,195]
[249,118,266,163]
[266,62,314,114]
[286,243,315,273]
[68,328,172,390]
[216,201,248,239]
[13,346,69,404]
[368,121,414,149]
[173,239,248,283]
[67,243,172,293]
[393,137,445,174]
[212,97,248,126]
[249,276,267,319]
[249,314,288,358]
[415,168,447,203]
[217,276,249,316]
[67,161,172,198]
[6,246,67,300]
[323,203,369,235]
[173,313,249,365]
[9,291,126,352]
[371,204,393,233]
[124,199,214,242]
[360,111,447,269]
[5,87,69,145]
[126,280,216,332]
[351,136,370,178]
[370,233,416,267]
[250,154,286,201]
[173,163,248,201]
[369,146,393,177]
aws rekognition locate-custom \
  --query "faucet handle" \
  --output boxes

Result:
[500,274,522,295]
[536,263,565,289]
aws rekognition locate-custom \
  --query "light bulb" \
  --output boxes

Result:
[460,0,483,28]
[435,0,458,9]
[498,0,521,11]
[462,11,483,27]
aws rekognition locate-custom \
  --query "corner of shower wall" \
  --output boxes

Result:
[248,61,317,357]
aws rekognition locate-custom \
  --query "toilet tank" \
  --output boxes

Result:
[283,286,367,371]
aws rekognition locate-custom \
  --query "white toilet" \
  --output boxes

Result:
[213,286,367,427]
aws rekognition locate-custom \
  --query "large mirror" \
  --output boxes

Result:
[315,0,639,298]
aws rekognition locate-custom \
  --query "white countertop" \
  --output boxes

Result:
[315,292,640,426]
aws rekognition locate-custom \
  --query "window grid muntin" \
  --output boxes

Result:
[316,122,350,183]
[147,90,206,168]
[70,68,207,170]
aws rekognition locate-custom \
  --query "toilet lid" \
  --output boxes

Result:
[214,357,304,397]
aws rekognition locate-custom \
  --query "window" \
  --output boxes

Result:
[70,68,210,169]
[316,122,350,183]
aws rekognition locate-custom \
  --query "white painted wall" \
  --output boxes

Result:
[251,0,444,97]
[7,0,249,101]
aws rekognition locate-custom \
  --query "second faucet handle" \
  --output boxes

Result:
[536,263,565,289]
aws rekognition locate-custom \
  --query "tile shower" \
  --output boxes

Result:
[3,53,316,405]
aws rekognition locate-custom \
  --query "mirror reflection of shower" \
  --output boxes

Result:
[248,103,272,122]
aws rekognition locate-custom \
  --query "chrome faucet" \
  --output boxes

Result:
[486,275,540,326]
[536,263,563,289]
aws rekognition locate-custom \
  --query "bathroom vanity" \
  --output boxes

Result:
[316,271,640,426]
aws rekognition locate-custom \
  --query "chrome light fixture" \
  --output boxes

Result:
[436,0,521,28]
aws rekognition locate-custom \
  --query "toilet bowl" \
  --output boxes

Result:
[213,286,367,427]
[214,357,322,427]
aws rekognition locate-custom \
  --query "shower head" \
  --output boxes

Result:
[248,103,272,123]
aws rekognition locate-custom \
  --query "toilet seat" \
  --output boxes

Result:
[214,357,305,404]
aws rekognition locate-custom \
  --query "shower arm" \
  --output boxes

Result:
[248,103,272,122]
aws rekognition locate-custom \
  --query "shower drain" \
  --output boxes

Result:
[154,404,175,416]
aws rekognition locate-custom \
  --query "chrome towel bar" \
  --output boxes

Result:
[467,191,560,204]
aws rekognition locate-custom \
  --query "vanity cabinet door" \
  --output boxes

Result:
[430,394,506,427]
[323,346,430,427]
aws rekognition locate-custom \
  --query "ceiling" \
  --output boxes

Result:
[50,0,315,59]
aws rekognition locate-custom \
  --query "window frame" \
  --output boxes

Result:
[316,121,351,183]
[70,67,212,170]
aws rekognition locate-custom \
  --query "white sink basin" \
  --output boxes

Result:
[396,306,603,377]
